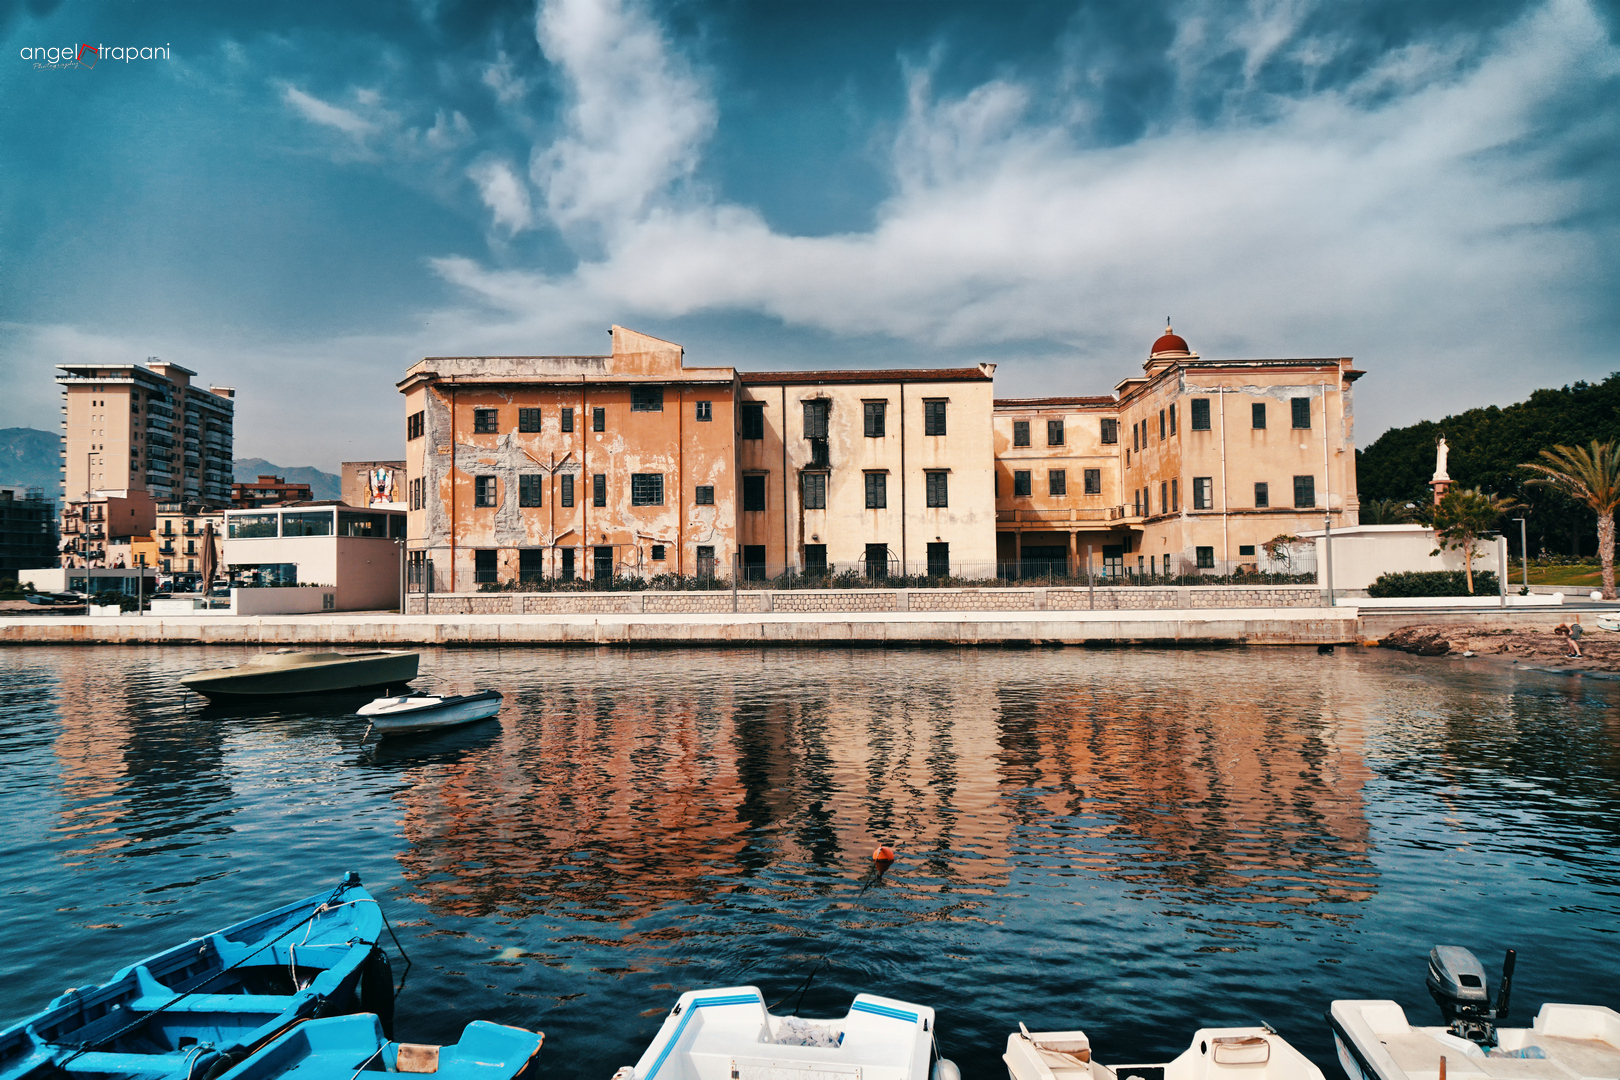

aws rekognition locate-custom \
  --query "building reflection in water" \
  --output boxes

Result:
[391,653,1378,932]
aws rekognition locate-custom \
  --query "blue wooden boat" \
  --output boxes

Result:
[212,1014,541,1080]
[0,873,391,1080]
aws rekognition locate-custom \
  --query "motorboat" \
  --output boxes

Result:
[357,691,503,737]
[1330,945,1620,1080]
[0,872,391,1080]
[611,985,955,1080]
[181,650,419,700]
[1005,1023,1325,1080]
[25,591,83,606]
[211,1013,541,1080]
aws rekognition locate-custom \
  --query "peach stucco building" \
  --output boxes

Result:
[401,324,1360,588]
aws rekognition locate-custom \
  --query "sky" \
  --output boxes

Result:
[2,0,1618,472]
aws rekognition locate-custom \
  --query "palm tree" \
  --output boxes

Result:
[1432,487,1519,593]
[1359,498,1416,524]
[1522,440,1620,599]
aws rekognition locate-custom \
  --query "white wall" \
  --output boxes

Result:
[1305,525,1508,591]
[223,534,401,611]
[230,587,337,615]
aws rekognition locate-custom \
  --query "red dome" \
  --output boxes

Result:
[1150,327,1191,357]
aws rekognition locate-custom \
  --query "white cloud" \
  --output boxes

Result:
[468,159,535,235]
[281,84,374,138]
[427,0,1620,436]
[483,52,529,105]
[529,0,717,233]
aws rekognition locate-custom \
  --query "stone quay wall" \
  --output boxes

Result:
[407,584,1324,617]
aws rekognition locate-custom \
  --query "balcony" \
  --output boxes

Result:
[995,507,1127,524]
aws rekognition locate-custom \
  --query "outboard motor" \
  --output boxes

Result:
[1426,946,1515,1047]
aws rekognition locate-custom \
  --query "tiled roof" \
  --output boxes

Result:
[741,368,991,385]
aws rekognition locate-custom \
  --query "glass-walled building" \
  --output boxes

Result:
[222,502,406,611]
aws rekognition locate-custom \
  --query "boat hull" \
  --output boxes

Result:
[360,691,503,736]
[1006,1026,1326,1080]
[0,874,388,1080]
[182,651,419,700]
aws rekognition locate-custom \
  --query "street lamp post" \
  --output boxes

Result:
[1512,517,1528,592]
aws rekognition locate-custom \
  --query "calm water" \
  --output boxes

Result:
[2,646,1618,1077]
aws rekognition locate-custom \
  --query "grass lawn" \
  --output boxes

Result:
[1521,564,1606,587]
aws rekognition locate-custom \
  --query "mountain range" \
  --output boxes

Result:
[0,428,341,501]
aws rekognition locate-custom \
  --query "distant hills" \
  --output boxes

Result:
[232,459,342,501]
[0,428,342,502]
[0,428,61,491]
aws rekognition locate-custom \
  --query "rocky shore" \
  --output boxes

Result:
[1380,621,1618,671]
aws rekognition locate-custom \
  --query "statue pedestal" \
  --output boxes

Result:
[1430,478,1452,504]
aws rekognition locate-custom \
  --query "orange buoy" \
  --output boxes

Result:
[872,844,896,864]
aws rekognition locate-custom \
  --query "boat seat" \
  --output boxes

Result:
[58,1051,204,1076]
[729,1055,862,1079]
[126,992,300,1015]
[1532,1036,1620,1078]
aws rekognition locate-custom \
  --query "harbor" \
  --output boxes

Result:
[3,644,1616,1079]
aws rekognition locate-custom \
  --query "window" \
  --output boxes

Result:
[741,402,765,440]
[1169,404,1177,436]
[475,549,498,584]
[519,549,544,582]
[1196,546,1215,569]
[695,400,712,422]
[631,387,663,412]
[1159,409,1166,440]
[1191,398,1210,430]
[407,411,424,440]
[561,474,575,507]
[925,400,947,435]
[1133,489,1141,516]
[743,475,767,511]
[1013,420,1030,447]
[1294,475,1316,507]
[1192,476,1213,510]
[475,475,497,507]
[1252,402,1266,429]
[519,474,543,507]
[1083,468,1101,495]
[1171,478,1178,511]
[1160,481,1167,514]
[1239,544,1256,557]
[473,408,499,433]
[1100,418,1118,444]
[561,407,575,433]
[695,485,714,506]
[864,472,887,509]
[1291,397,1311,428]
[803,399,829,439]
[1133,422,1140,451]
[592,406,606,432]
[1254,482,1269,508]
[631,473,664,506]
[1013,470,1031,497]
[593,473,607,507]
[696,545,716,578]
[804,544,827,574]
[743,546,767,580]
[864,401,886,438]
[519,408,542,433]
[282,511,333,536]
[927,542,949,578]
[1049,469,1067,496]
[925,471,948,508]
[1047,419,1064,446]
[651,544,665,561]
[802,472,827,510]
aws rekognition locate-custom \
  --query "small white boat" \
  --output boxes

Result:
[1005,1024,1325,1080]
[1595,615,1620,632]
[612,985,955,1080]
[358,690,503,736]
[1330,946,1620,1080]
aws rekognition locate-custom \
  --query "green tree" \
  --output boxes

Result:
[1431,487,1517,594]
[1359,497,1416,524]
[1521,441,1620,599]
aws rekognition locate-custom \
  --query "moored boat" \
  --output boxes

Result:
[211,1013,541,1080]
[1005,1024,1325,1080]
[1330,945,1620,1080]
[357,691,503,737]
[613,986,953,1080]
[0,872,392,1080]
[181,650,419,700]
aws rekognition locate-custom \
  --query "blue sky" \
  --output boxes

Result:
[3,0,1618,471]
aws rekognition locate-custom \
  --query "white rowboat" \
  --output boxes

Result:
[1329,1000,1620,1080]
[1005,1025,1325,1080]
[358,690,503,736]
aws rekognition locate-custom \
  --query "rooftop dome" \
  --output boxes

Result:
[1150,322,1192,359]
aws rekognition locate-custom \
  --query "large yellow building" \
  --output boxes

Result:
[401,325,1359,589]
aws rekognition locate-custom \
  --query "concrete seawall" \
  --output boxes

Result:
[0,607,1360,647]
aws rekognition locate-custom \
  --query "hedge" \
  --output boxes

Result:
[1367,570,1500,597]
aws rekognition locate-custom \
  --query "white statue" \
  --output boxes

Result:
[1432,437,1450,482]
